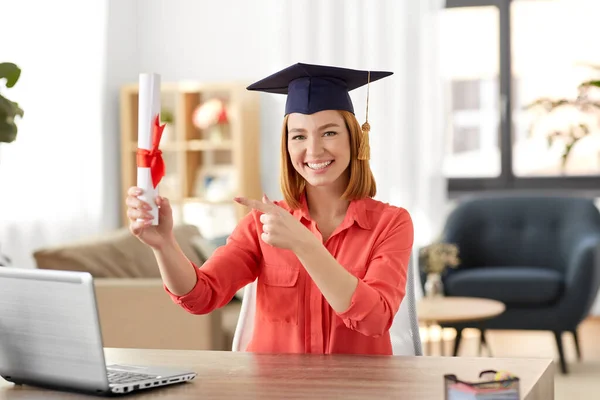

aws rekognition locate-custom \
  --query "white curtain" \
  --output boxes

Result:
[262,0,448,295]
[0,1,109,268]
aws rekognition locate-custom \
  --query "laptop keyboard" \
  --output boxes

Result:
[107,368,157,385]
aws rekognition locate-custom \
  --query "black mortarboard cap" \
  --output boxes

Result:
[246,62,392,116]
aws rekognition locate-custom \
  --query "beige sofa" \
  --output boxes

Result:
[32,224,241,351]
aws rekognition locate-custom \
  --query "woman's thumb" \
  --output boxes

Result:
[157,196,171,215]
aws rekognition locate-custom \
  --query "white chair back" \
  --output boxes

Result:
[390,255,423,355]
[232,257,422,355]
[231,278,257,353]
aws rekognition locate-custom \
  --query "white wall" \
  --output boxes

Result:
[104,0,286,210]
[136,0,272,82]
[102,0,141,231]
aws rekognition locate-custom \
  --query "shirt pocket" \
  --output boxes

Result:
[257,263,300,325]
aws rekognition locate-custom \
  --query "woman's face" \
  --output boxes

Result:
[286,110,351,189]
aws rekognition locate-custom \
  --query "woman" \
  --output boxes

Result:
[125,63,414,355]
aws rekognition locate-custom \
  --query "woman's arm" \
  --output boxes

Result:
[152,235,199,296]
[235,194,360,311]
[162,211,263,315]
[295,209,414,337]
[293,241,358,313]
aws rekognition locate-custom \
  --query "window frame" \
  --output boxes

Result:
[444,0,600,197]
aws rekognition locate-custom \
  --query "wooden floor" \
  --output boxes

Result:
[421,317,600,399]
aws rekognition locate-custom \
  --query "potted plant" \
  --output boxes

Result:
[524,64,600,173]
[0,62,24,266]
[0,62,24,144]
[419,242,461,298]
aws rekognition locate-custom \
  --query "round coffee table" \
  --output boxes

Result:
[417,296,505,356]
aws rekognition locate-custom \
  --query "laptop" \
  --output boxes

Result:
[0,267,197,395]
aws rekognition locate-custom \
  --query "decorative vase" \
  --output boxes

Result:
[424,273,444,298]
[208,124,225,143]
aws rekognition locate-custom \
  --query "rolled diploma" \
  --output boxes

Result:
[137,73,161,226]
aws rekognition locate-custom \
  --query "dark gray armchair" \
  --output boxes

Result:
[435,195,600,374]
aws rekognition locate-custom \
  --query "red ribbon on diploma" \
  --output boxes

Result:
[136,115,166,188]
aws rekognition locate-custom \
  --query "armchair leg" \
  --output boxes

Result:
[571,329,582,361]
[453,328,463,357]
[479,329,491,356]
[553,331,568,374]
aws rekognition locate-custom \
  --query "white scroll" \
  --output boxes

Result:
[137,73,162,226]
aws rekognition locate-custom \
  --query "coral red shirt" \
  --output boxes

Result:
[165,195,414,355]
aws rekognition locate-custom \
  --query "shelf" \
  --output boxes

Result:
[128,140,233,152]
[119,80,262,228]
[129,141,181,152]
[120,81,249,94]
[186,140,233,151]
[183,197,232,205]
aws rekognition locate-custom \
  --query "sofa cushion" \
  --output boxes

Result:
[190,235,249,301]
[444,267,564,306]
[33,224,204,278]
[190,236,218,264]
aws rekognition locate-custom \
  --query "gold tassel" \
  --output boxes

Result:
[358,71,371,161]
[358,121,370,160]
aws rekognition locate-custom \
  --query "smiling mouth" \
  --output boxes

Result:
[306,161,334,170]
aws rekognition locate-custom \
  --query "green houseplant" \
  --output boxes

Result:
[524,64,600,172]
[0,62,24,143]
[0,62,24,266]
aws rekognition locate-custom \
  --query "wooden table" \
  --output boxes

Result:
[0,348,554,399]
[418,297,506,325]
[418,296,506,356]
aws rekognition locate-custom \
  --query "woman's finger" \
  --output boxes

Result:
[126,208,137,222]
[260,213,277,225]
[129,221,147,236]
[262,223,271,234]
[126,195,150,211]
[261,232,272,245]
[128,186,143,196]
[127,208,153,221]
[125,196,136,209]
[234,196,277,214]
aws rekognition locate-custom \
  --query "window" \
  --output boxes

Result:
[442,0,600,194]
[441,5,501,178]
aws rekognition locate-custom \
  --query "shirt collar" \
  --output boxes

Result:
[292,192,371,230]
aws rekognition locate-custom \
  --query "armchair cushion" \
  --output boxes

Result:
[445,266,564,306]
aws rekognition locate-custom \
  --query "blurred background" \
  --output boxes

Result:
[0,0,451,269]
[1,0,600,395]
